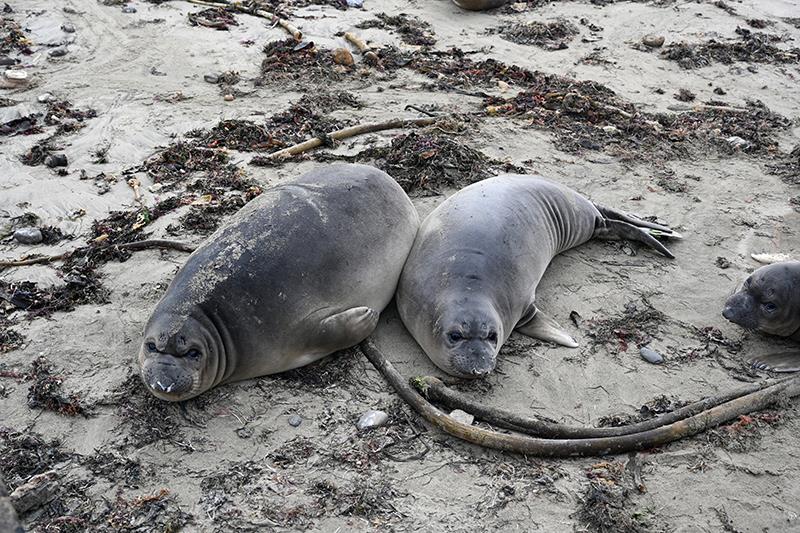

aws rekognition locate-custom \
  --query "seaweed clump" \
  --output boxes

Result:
[356,13,436,46]
[661,27,800,69]
[345,130,525,194]
[586,300,667,355]
[489,20,578,49]
[259,39,353,86]
[26,356,87,416]
[576,461,656,533]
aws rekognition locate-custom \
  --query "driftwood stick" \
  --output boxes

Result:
[0,239,196,269]
[185,0,301,40]
[344,32,379,63]
[415,375,782,439]
[266,117,437,160]
[359,338,800,457]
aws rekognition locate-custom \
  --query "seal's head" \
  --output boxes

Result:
[722,261,800,337]
[428,296,503,378]
[138,313,220,401]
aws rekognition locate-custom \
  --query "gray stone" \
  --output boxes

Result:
[13,227,43,245]
[640,346,664,364]
[288,414,302,427]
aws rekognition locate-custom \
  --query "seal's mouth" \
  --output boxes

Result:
[141,361,200,402]
[447,339,497,378]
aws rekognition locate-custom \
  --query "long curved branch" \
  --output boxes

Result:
[415,375,782,438]
[359,338,800,457]
[0,239,196,269]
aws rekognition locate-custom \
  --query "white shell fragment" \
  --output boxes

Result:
[449,409,475,426]
[357,409,389,430]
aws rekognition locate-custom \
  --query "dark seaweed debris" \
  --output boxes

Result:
[188,7,238,30]
[488,20,578,49]
[598,395,690,427]
[768,144,800,185]
[142,142,232,187]
[0,429,70,489]
[26,356,87,416]
[0,323,23,352]
[191,92,359,154]
[586,300,666,354]
[0,264,108,319]
[337,130,526,194]
[661,27,800,69]
[703,411,784,452]
[356,13,436,46]
[0,16,32,55]
[576,461,655,533]
[259,39,354,86]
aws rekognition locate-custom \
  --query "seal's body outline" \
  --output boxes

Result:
[139,164,420,401]
[723,261,800,372]
[397,174,678,378]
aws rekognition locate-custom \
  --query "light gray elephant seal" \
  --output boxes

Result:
[452,0,509,10]
[397,174,680,378]
[723,261,800,372]
[139,164,419,401]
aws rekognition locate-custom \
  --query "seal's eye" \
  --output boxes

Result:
[146,342,157,352]
[447,331,463,343]
[487,331,498,343]
[763,302,777,313]
[186,349,201,360]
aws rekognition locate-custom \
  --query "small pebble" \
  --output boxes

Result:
[449,409,474,426]
[121,5,137,13]
[4,69,27,80]
[357,410,389,430]
[203,73,219,84]
[49,48,68,58]
[223,94,234,101]
[639,346,664,365]
[0,56,14,66]
[332,47,354,66]
[288,414,302,427]
[642,34,665,48]
[13,227,43,245]
[727,136,749,150]
[45,154,68,168]
[602,125,619,134]
[346,0,364,7]
[61,23,76,33]
[37,93,55,103]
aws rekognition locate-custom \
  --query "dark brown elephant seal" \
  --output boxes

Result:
[139,164,420,401]
[397,174,680,378]
[723,261,800,372]
[452,0,509,10]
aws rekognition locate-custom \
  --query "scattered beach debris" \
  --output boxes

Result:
[488,19,578,49]
[356,13,436,46]
[662,27,800,69]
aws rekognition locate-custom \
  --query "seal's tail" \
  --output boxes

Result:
[748,352,800,373]
[592,204,682,259]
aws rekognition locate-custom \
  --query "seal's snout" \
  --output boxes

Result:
[142,360,194,400]
[451,339,496,378]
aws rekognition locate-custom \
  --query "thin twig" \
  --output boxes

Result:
[0,239,196,269]
[359,338,800,457]
[265,117,437,160]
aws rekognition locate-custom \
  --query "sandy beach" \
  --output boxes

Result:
[1,0,800,531]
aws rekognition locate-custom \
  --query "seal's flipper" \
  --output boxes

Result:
[595,219,675,259]
[515,310,579,348]
[316,306,380,351]
[748,352,800,373]
[594,204,682,238]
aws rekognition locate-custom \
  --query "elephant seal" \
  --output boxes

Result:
[723,261,800,372]
[397,174,680,378]
[452,0,508,10]
[139,164,419,401]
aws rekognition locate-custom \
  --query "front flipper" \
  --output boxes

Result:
[515,309,578,348]
[315,306,380,352]
[748,352,800,373]
[593,204,682,259]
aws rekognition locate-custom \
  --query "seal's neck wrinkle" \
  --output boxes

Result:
[197,309,233,387]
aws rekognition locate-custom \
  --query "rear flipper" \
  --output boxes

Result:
[515,309,578,348]
[593,204,682,259]
[748,352,800,373]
